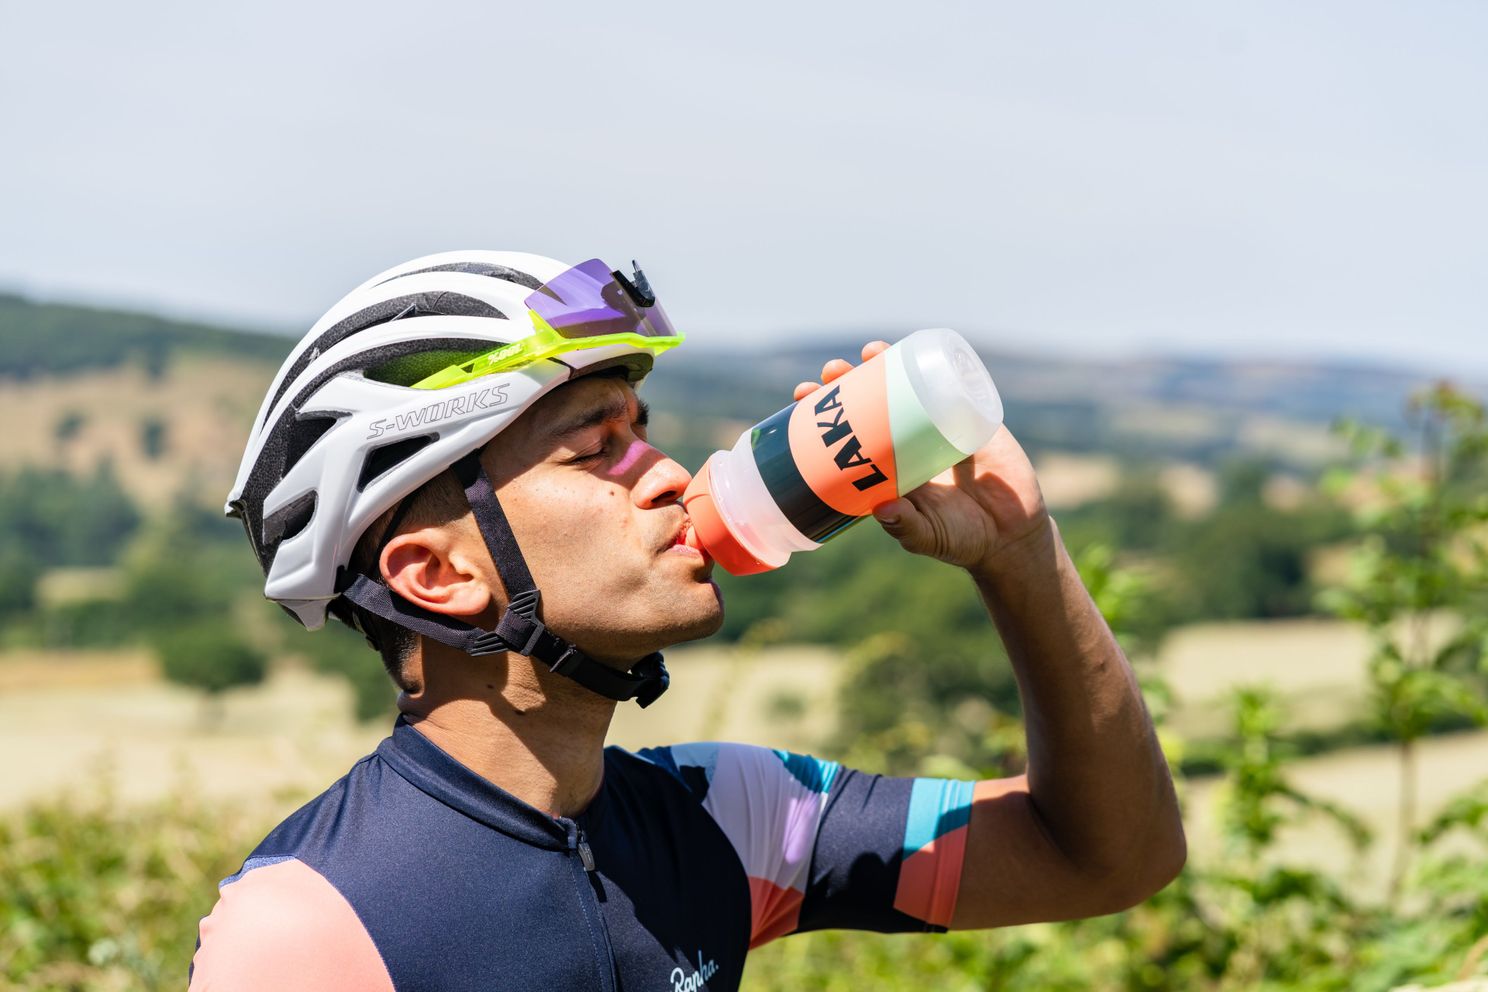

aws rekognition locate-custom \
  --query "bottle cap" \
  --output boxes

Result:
[681,458,776,576]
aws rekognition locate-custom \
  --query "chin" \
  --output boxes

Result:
[675,605,725,645]
[641,599,725,654]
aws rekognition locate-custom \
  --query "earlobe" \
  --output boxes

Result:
[381,532,492,619]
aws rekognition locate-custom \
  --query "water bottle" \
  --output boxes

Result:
[682,328,1004,575]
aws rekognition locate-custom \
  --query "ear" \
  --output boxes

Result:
[380,528,493,620]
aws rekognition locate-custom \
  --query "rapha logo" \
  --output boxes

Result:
[668,949,718,992]
[814,385,889,492]
[365,384,510,440]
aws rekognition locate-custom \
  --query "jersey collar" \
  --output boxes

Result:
[376,715,578,850]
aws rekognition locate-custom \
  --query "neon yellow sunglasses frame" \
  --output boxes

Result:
[412,310,685,390]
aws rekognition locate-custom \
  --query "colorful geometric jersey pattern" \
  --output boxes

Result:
[189,719,987,992]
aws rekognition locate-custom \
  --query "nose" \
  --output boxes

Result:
[633,444,694,509]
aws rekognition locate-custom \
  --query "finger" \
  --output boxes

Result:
[872,497,940,557]
[792,380,820,401]
[861,340,890,362]
[820,358,854,384]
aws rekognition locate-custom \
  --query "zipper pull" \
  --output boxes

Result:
[576,831,596,872]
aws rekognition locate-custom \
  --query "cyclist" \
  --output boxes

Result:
[189,251,1184,991]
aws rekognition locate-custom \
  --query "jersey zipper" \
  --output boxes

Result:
[560,817,617,992]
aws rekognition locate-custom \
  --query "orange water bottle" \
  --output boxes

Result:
[682,328,1004,575]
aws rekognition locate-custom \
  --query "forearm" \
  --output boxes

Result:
[970,521,1184,887]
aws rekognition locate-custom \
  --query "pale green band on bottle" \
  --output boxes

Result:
[884,328,1003,494]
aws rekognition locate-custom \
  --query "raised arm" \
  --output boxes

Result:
[796,344,1186,928]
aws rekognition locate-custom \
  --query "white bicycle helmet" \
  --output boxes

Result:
[226,250,683,705]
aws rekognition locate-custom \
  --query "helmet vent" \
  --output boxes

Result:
[358,435,436,492]
[262,491,317,547]
[284,414,343,473]
[264,293,508,429]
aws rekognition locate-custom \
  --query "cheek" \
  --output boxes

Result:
[514,479,634,566]
[602,439,649,479]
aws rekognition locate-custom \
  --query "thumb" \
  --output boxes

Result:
[872,497,941,557]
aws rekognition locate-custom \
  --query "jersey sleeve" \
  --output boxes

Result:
[636,742,995,947]
[188,856,394,992]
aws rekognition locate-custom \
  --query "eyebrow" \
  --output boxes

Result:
[547,395,650,442]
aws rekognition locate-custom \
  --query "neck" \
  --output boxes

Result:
[398,645,617,818]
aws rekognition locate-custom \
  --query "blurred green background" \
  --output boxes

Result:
[1,298,1485,990]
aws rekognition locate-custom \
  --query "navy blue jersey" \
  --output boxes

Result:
[190,718,989,991]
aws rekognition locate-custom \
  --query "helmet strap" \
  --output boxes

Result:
[335,451,669,707]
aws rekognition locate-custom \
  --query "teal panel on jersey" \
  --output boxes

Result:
[903,777,977,857]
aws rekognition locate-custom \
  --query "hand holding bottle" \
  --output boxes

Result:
[795,341,1052,576]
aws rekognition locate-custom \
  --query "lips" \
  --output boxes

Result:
[659,517,712,568]
[659,518,691,555]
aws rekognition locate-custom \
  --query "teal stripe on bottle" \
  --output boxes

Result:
[884,344,967,495]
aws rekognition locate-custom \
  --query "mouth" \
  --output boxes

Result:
[662,518,713,569]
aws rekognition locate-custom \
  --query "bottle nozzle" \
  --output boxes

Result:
[683,523,705,554]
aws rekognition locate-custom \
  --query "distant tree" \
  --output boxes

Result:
[155,622,268,727]
[0,547,38,618]
[53,410,87,445]
[0,464,141,567]
[1164,459,1351,623]
[120,517,261,637]
[141,345,168,381]
[139,417,167,460]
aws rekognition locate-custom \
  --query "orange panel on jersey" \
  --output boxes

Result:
[893,823,969,928]
[190,858,394,992]
[747,876,805,948]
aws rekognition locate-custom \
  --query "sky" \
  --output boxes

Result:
[2,1,1484,373]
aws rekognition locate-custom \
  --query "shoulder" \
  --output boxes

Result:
[189,857,393,992]
[625,741,842,805]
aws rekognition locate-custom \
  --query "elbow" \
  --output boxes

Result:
[1137,828,1188,901]
[1097,824,1188,915]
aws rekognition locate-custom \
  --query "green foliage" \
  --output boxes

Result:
[792,524,1018,776]
[750,682,1488,992]
[715,520,1023,776]
[139,417,168,460]
[155,621,268,698]
[717,520,1009,662]
[1322,383,1488,894]
[0,547,39,618]
[1169,493,1347,621]
[827,541,1170,779]
[0,464,141,568]
[116,511,262,636]
[1058,459,1353,628]
[0,782,269,992]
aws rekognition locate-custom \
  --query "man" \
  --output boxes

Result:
[190,251,1184,990]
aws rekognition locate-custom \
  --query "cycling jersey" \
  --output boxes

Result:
[189,717,992,991]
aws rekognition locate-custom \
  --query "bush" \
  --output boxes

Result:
[0,465,141,568]
[155,623,268,710]
[0,785,273,991]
